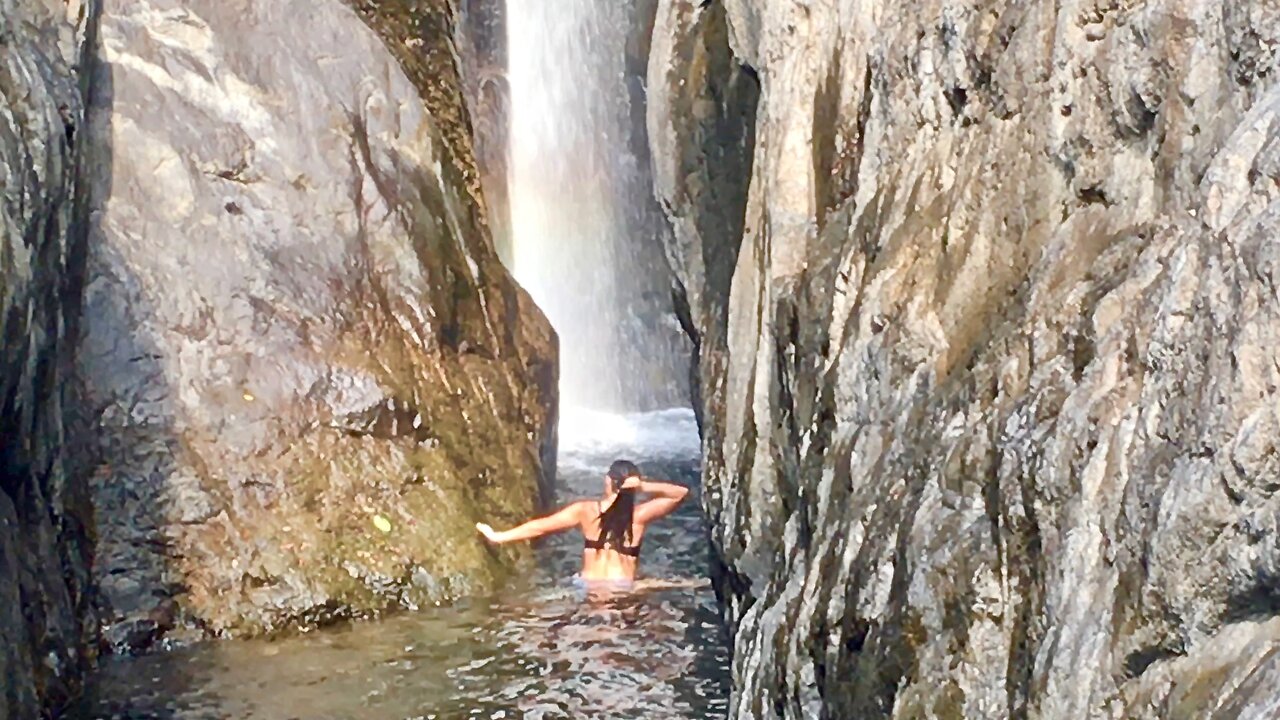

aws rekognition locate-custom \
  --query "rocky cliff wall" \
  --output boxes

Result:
[80,0,556,652]
[650,1,1280,717]
[0,1,100,716]
[454,0,512,265]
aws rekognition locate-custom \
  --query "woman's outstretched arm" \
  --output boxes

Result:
[633,478,690,524]
[476,502,585,544]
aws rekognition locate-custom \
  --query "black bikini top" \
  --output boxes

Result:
[586,500,641,557]
[583,535,642,558]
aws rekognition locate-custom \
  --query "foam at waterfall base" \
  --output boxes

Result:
[558,407,700,472]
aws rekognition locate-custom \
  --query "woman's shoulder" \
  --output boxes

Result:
[562,499,599,516]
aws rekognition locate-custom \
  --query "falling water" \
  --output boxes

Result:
[508,0,688,412]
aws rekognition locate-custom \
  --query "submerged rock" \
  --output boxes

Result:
[649,0,1280,717]
[0,0,100,716]
[80,0,556,650]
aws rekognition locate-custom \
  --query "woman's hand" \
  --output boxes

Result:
[630,478,690,524]
[476,522,502,543]
[620,475,642,491]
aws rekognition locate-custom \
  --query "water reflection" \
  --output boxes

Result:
[74,411,728,719]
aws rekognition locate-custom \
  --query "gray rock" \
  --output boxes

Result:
[80,0,556,650]
[649,0,1280,717]
[0,0,100,716]
[455,0,513,265]
[647,0,759,435]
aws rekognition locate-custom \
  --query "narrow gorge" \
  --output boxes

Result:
[4,0,1280,718]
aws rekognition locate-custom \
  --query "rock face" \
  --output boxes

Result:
[647,1,760,435]
[454,0,512,265]
[649,1,1280,717]
[81,0,556,651]
[0,0,100,716]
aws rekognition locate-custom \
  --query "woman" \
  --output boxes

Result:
[475,459,689,582]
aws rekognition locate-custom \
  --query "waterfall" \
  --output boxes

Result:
[507,0,687,413]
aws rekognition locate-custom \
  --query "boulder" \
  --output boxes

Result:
[80,0,556,650]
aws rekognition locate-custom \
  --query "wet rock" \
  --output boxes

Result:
[0,0,101,716]
[649,0,1280,717]
[80,0,556,651]
[454,0,513,265]
[647,0,759,435]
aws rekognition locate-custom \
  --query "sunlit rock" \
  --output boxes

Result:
[79,0,556,651]
[650,0,1280,717]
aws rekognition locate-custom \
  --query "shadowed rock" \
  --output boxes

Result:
[0,0,100,716]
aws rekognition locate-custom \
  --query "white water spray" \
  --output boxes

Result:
[507,0,686,413]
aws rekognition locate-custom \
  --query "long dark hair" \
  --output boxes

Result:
[598,459,640,549]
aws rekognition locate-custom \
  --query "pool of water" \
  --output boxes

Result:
[72,409,729,719]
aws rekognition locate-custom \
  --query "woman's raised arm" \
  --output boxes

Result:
[476,502,586,544]
[633,478,690,524]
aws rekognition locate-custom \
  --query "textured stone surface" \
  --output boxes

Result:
[0,0,100,716]
[649,1,1280,717]
[80,0,556,651]
[454,0,512,265]
[647,0,759,435]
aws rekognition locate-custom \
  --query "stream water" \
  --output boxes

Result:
[72,409,729,719]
